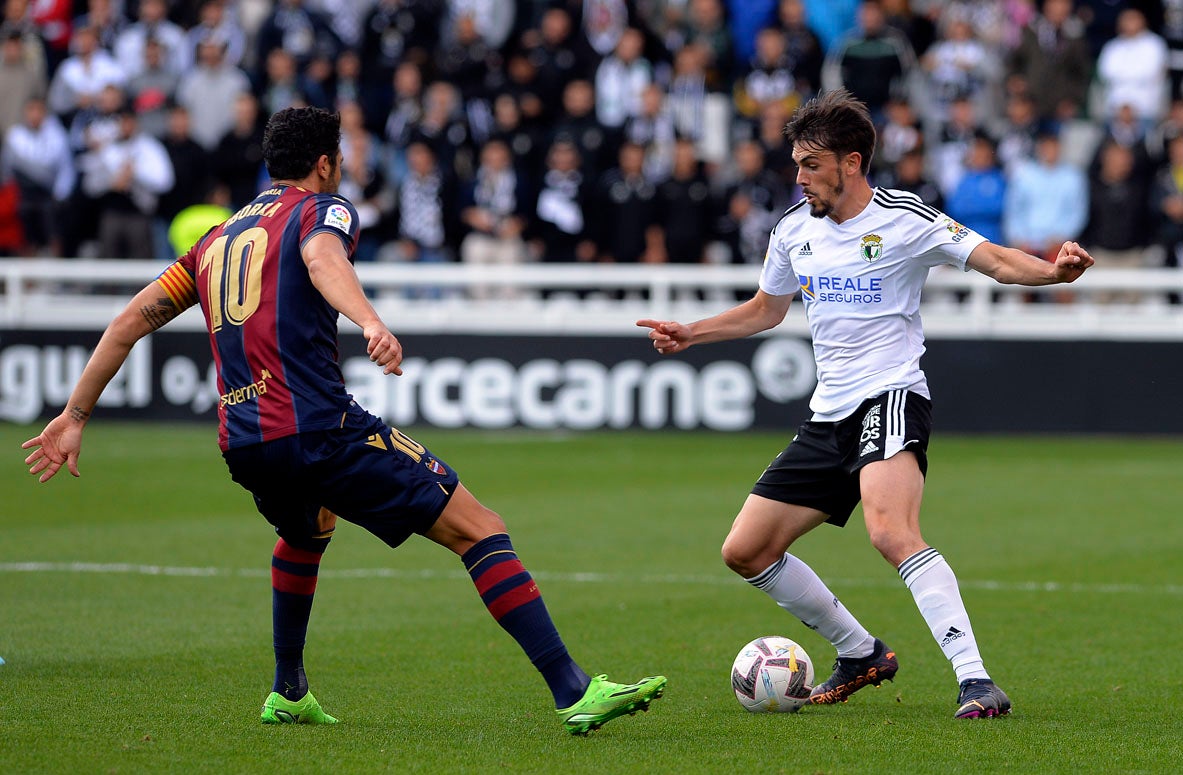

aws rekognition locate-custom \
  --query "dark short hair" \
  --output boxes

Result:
[262,106,340,180]
[783,89,877,174]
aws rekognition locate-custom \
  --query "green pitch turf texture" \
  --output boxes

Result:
[2,424,1181,775]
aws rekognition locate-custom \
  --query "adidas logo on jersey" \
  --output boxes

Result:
[798,242,812,256]
[860,441,879,456]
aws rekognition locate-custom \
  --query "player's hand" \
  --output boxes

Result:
[21,414,84,483]
[363,323,404,376]
[1051,241,1093,283]
[636,319,692,355]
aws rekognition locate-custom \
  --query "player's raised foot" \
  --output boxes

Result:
[809,638,898,705]
[260,691,339,725]
[556,674,667,736]
[954,679,1011,719]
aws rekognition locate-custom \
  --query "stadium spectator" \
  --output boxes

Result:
[753,100,796,182]
[47,25,126,117]
[383,60,424,184]
[127,37,179,139]
[458,137,531,298]
[594,26,653,131]
[1083,140,1151,303]
[655,137,714,264]
[798,0,859,53]
[1151,132,1183,303]
[175,37,250,151]
[307,0,370,50]
[0,174,21,254]
[672,0,733,92]
[254,0,341,77]
[666,43,709,143]
[0,27,45,138]
[0,95,74,256]
[114,0,189,78]
[435,13,500,144]
[876,145,943,211]
[489,92,542,180]
[874,95,922,174]
[932,95,979,196]
[920,9,1001,124]
[726,0,778,65]
[1163,0,1183,102]
[550,79,613,182]
[411,80,473,179]
[530,137,594,265]
[24,0,70,73]
[521,7,596,121]
[734,26,802,125]
[1003,128,1088,266]
[394,140,456,292]
[447,0,515,55]
[72,0,126,53]
[213,91,265,208]
[822,0,918,124]
[79,104,174,260]
[184,0,246,67]
[338,99,395,263]
[995,90,1041,175]
[1095,8,1169,131]
[776,0,824,96]
[359,0,443,90]
[716,138,788,265]
[1006,0,1090,121]
[623,82,677,181]
[258,47,319,117]
[880,0,936,57]
[157,103,213,235]
[945,131,1006,245]
[591,140,660,264]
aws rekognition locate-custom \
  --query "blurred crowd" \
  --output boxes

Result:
[1,0,1182,297]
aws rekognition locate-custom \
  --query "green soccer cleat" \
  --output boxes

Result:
[260,691,339,725]
[556,674,667,736]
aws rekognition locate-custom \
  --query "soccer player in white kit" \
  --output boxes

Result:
[638,90,1093,719]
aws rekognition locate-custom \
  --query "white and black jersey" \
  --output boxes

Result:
[760,187,987,422]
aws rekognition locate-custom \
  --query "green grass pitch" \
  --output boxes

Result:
[2,424,1181,774]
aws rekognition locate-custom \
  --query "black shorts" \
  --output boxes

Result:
[751,389,932,527]
[222,404,459,548]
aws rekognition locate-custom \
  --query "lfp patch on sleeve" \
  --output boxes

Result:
[324,203,352,233]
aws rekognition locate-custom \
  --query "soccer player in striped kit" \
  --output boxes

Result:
[24,106,665,735]
[639,90,1093,719]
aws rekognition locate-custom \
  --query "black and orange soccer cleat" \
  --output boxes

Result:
[808,638,899,705]
[954,678,1011,719]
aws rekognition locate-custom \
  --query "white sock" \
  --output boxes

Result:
[898,547,990,683]
[747,553,876,658]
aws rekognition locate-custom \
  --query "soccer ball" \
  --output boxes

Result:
[731,636,815,713]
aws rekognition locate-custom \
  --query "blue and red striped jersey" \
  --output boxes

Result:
[157,184,361,450]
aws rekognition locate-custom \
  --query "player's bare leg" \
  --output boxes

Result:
[861,452,1010,718]
[425,484,666,734]
[721,495,894,704]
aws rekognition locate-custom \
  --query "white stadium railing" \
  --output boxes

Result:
[2,259,1183,340]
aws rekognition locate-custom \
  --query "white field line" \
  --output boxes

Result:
[1,561,1180,596]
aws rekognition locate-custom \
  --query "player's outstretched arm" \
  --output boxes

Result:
[967,241,1093,286]
[302,232,403,375]
[638,290,793,354]
[22,281,185,482]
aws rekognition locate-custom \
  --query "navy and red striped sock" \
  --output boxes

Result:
[462,533,590,708]
[271,536,329,701]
